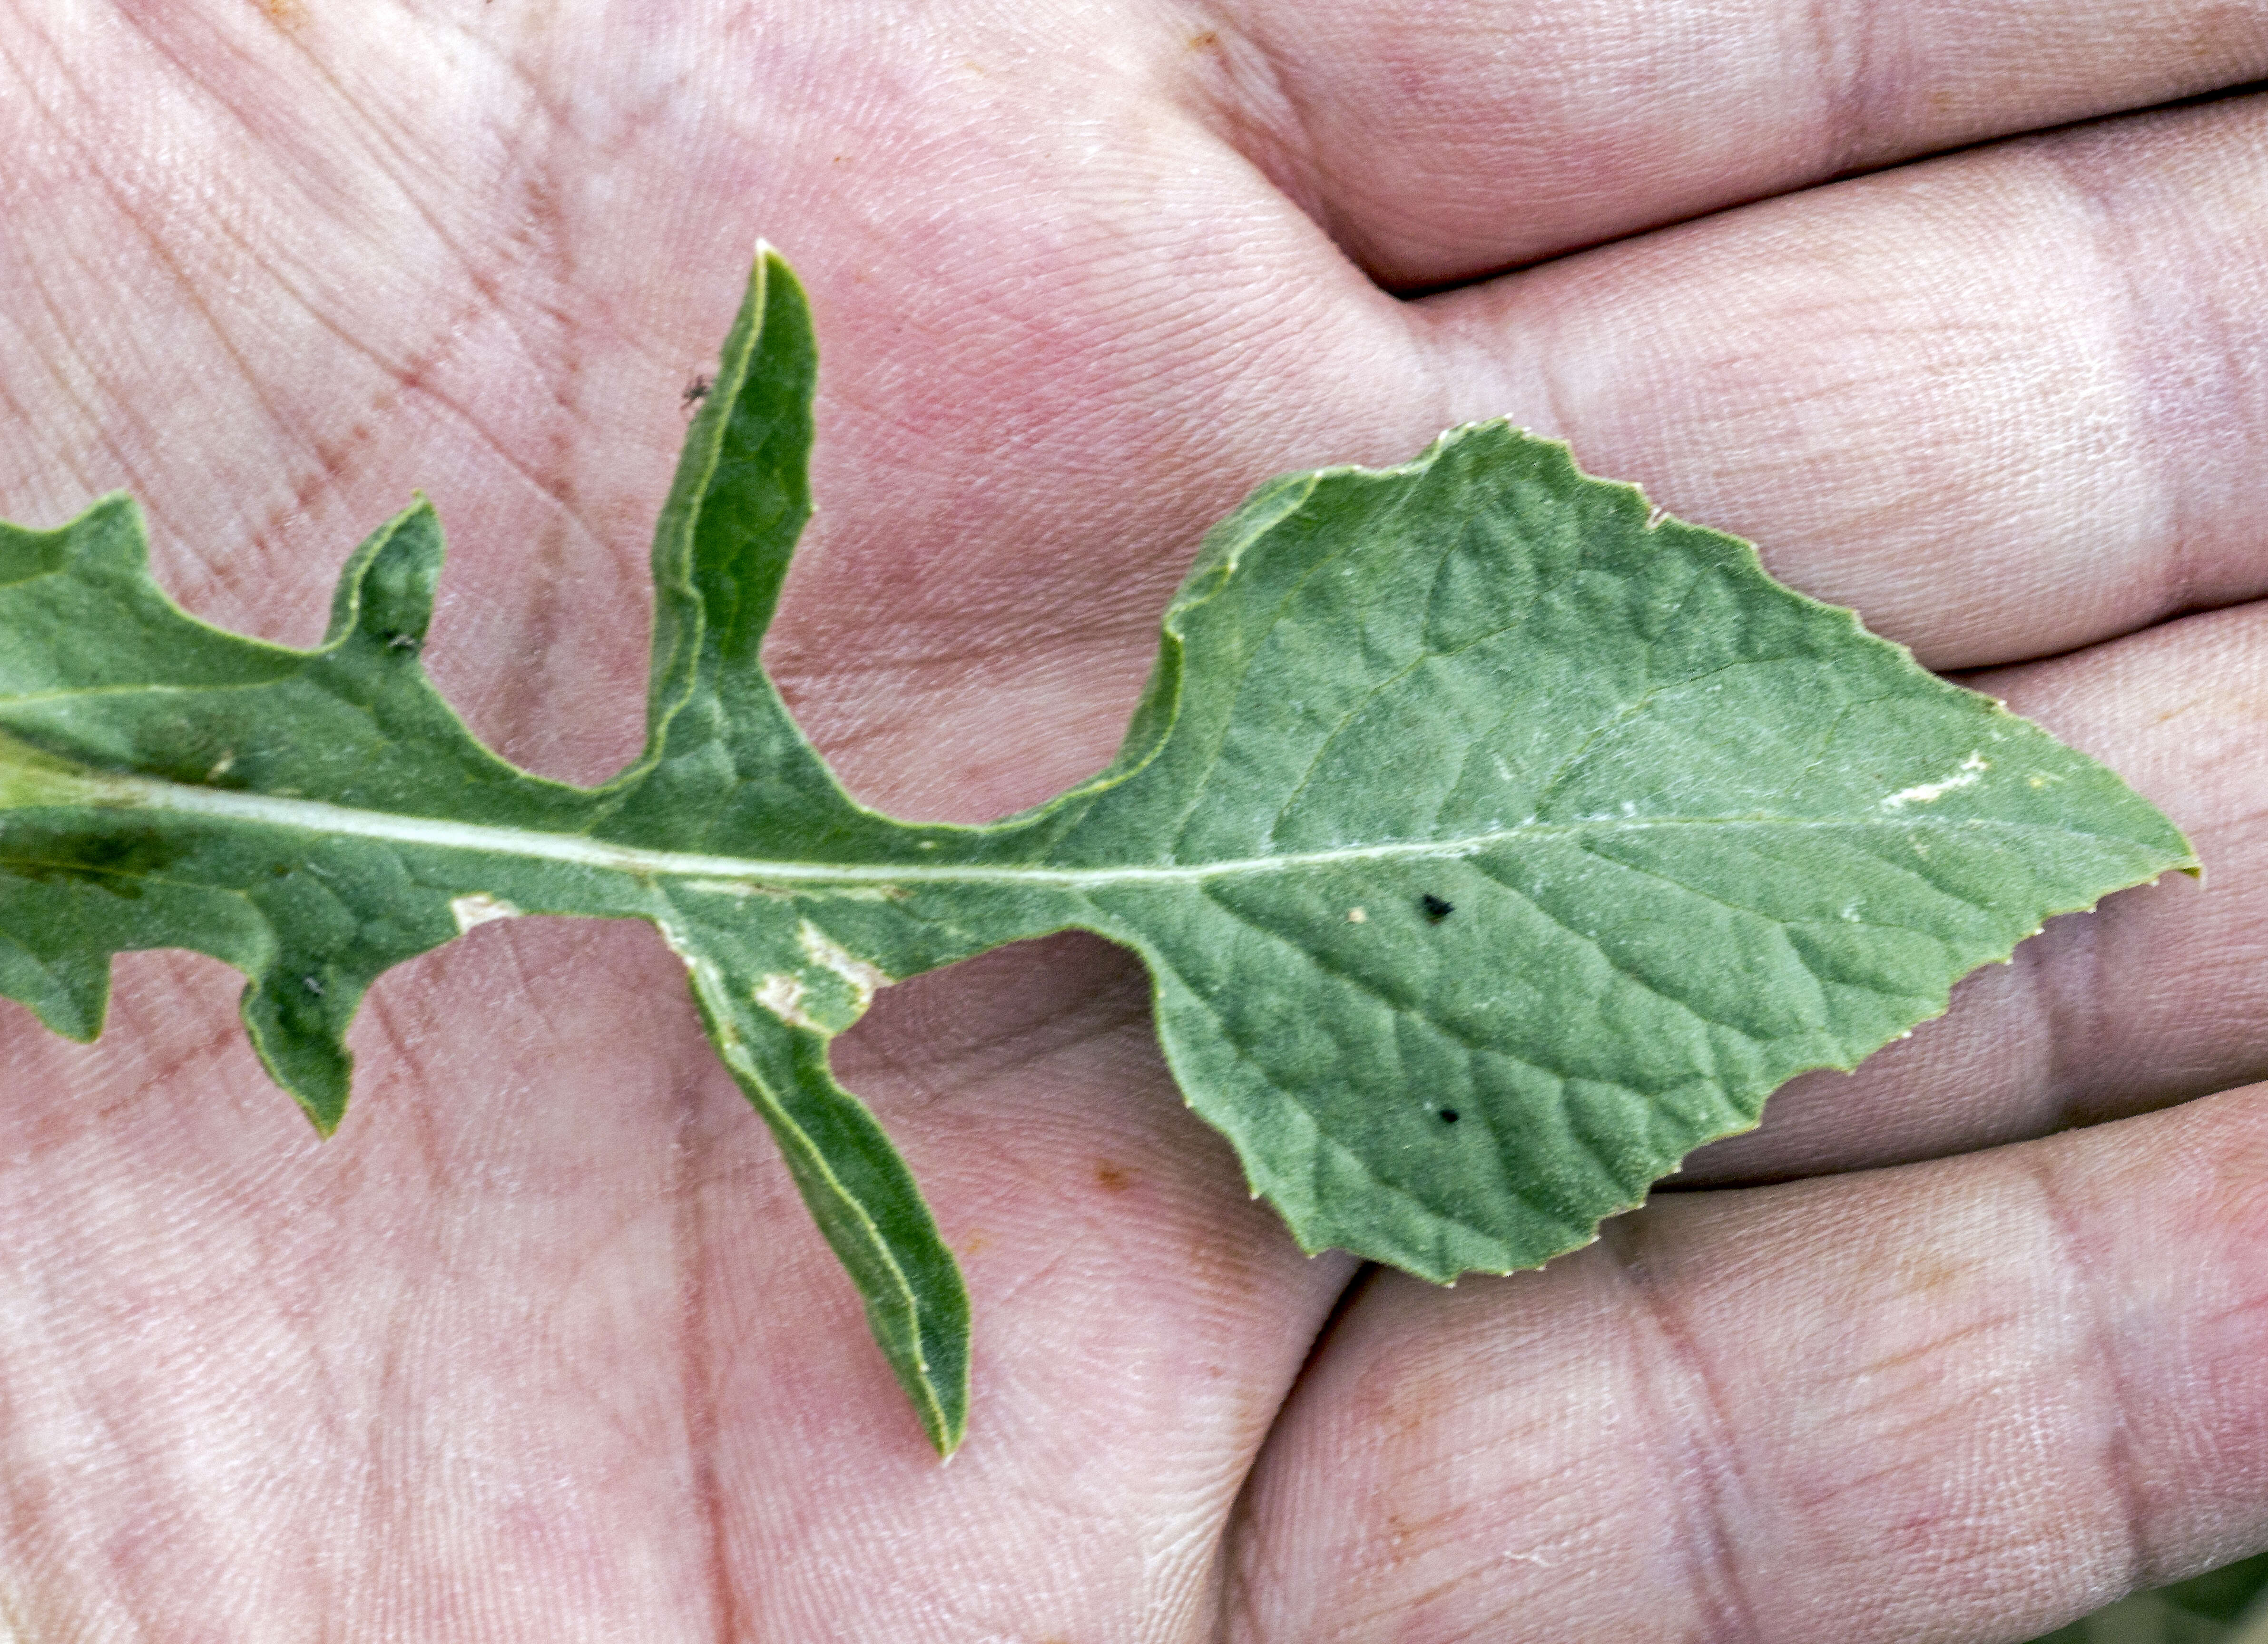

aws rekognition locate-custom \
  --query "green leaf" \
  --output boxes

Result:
[0,249,2195,1453]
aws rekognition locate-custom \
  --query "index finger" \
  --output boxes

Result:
[1203,0,2268,284]
[1418,94,2268,668]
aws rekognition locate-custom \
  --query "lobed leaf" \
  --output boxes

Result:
[0,251,2195,1452]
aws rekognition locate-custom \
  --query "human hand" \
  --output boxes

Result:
[2,3,2264,1638]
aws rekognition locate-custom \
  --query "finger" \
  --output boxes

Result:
[1199,0,2268,284]
[1228,1081,2268,1643]
[1688,597,2268,1184]
[1421,93,2268,669]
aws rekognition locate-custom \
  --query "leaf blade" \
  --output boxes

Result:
[1048,424,2194,1275]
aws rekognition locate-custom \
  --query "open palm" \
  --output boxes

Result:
[5,3,2267,1639]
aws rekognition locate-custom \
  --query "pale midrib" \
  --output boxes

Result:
[16,770,2107,893]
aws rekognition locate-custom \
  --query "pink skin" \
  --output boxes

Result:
[2,3,2266,1638]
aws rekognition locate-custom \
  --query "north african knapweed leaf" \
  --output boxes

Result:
[0,251,2195,1453]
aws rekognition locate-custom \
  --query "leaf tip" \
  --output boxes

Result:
[13,957,112,1045]
[39,491,154,581]
[324,499,445,655]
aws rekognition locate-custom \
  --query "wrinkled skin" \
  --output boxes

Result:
[4,3,2268,1639]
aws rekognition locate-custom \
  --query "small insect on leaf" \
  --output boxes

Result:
[681,372,711,412]
[1420,893,1455,922]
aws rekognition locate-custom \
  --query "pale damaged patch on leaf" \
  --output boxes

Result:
[797,919,890,1014]
[754,971,818,1030]
[449,893,522,933]
[1882,751,1991,809]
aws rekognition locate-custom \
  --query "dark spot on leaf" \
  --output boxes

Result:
[1439,1108,1460,1124]
[1421,893,1454,922]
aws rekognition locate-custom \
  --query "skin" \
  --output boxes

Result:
[2,1,2266,1638]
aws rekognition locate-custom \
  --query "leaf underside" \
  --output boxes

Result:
[0,252,2196,1453]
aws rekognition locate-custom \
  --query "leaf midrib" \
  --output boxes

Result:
[1,768,2126,895]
